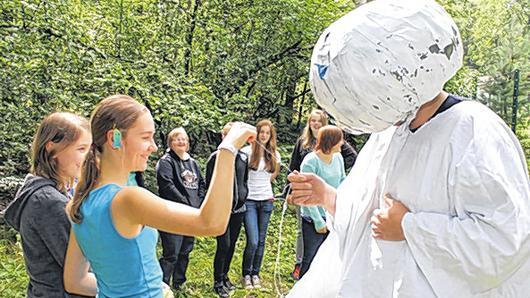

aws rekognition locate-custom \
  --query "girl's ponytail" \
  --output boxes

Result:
[70,145,100,223]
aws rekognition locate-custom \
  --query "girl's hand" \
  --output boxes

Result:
[222,122,257,149]
[316,226,328,234]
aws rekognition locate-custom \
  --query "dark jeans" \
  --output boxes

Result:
[159,231,195,288]
[300,218,328,278]
[213,212,245,282]
[242,199,274,276]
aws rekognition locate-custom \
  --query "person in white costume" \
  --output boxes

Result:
[286,0,530,297]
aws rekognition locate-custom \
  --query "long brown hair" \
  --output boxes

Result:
[249,119,278,173]
[69,95,148,223]
[302,109,328,149]
[31,112,90,192]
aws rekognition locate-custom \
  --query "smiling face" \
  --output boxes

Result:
[169,131,189,156]
[121,111,158,171]
[54,128,92,181]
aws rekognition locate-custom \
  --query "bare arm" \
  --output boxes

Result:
[271,151,281,181]
[116,150,236,236]
[63,229,97,296]
[113,123,256,237]
[271,162,280,182]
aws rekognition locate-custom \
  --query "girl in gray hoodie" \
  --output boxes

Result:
[4,112,92,298]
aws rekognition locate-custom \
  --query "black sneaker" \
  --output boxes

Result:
[214,281,230,298]
[224,278,236,292]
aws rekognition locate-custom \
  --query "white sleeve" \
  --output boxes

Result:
[402,120,530,296]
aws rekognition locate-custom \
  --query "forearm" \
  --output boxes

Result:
[304,206,326,230]
[271,165,280,181]
[198,150,235,235]
[323,186,337,216]
[66,272,97,296]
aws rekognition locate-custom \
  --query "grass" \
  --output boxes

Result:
[0,225,27,298]
[0,200,299,298]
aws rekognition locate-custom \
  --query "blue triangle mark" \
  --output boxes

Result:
[315,64,329,80]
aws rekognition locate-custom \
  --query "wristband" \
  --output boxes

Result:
[217,142,238,156]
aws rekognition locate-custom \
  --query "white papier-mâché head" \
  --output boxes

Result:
[310,0,463,134]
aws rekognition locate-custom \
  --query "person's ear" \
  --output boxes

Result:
[112,129,122,149]
[106,129,122,150]
[45,141,55,153]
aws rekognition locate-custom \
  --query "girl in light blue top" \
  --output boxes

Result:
[299,125,346,277]
[63,95,256,297]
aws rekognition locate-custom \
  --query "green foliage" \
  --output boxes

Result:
[0,0,529,294]
[0,0,355,178]
[442,0,530,128]
[0,231,27,298]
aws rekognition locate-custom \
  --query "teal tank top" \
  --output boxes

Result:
[73,184,163,297]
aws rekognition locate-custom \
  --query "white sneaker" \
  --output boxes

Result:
[251,275,261,289]
[242,275,253,289]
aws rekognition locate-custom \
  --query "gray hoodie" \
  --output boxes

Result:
[4,174,89,298]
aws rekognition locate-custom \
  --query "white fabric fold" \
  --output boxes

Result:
[287,101,530,297]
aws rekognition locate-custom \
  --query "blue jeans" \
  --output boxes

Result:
[242,200,274,276]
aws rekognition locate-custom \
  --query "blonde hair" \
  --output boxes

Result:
[70,95,147,223]
[250,119,278,173]
[167,127,189,152]
[302,109,328,149]
[31,112,90,191]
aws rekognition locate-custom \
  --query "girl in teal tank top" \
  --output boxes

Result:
[73,184,162,297]
[63,95,256,297]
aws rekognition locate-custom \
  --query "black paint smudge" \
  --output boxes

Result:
[390,70,403,82]
[443,43,454,60]
[429,44,441,54]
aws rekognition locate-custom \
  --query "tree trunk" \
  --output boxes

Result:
[184,0,201,76]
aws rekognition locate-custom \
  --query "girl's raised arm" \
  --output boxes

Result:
[114,123,256,236]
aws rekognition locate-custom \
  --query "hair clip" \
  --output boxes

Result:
[112,128,122,149]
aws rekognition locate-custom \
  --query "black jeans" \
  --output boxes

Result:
[300,218,328,278]
[213,212,245,282]
[159,231,195,288]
